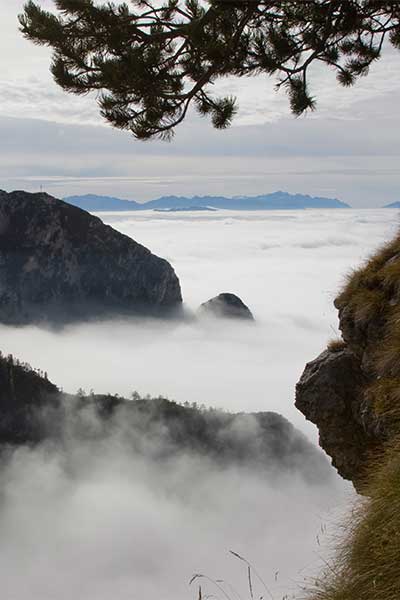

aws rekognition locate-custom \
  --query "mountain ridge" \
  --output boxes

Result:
[0,351,331,483]
[384,201,400,208]
[63,191,350,211]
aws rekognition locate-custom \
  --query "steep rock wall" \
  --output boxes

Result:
[296,233,400,490]
[0,190,182,323]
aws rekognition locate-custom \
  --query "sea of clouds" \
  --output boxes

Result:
[0,208,398,599]
[0,208,397,432]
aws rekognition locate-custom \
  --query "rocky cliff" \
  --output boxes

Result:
[296,233,400,490]
[0,190,182,324]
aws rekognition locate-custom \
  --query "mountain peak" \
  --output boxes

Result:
[0,190,182,324]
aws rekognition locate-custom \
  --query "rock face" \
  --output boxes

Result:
[199,293,254,320]
[296,348,375,486]
[0,190,182,323]
[296,233,400,490]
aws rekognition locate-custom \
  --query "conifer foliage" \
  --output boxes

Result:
[19,1,400,139]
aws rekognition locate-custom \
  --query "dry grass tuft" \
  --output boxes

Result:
[327,338,347,353]
[334,232,400,417]
[365,378,400,419]
[304,438,400,600]
[373,315,400,379]
[336,234,400,314]
[351,288,385,325]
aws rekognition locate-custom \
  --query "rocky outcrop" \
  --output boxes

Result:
[0,190,182,324]
[296,348,376,487]
[296,233,400,490]
[199,293,254,320]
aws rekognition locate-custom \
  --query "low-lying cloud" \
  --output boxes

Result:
[0,209,396,599]
[0,405,350,600]
[0,210,396,433]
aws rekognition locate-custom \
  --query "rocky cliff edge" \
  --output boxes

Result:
[296,232,400,490]
[0,190,182,323]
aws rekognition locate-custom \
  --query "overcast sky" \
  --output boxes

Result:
[2,1,400,206]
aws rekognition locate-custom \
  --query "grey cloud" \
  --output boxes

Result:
[3,114,400,161]
[2,0,400,209]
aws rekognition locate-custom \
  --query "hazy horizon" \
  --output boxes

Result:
[4,188,400,208]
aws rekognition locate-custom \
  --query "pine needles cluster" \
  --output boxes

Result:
[19,0,400,139]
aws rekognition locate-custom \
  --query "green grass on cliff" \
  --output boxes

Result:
[304,440,400,600]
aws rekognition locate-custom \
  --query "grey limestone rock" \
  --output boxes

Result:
[0,190,182,324]
[295,348,377,489]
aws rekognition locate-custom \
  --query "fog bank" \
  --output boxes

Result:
[0,413,350,600]
[0,209,396,436]
[0,208,391,598]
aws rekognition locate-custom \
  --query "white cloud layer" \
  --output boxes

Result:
[0,209,397,599]
[0,209,396,432]
[0,428,350,600]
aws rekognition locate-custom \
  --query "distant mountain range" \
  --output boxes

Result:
[154,206,217,212]
[63,194,141,211]
[384,202,400,208]
[63,192,350,211]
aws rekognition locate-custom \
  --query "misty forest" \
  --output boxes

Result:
[2,2,400,600]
